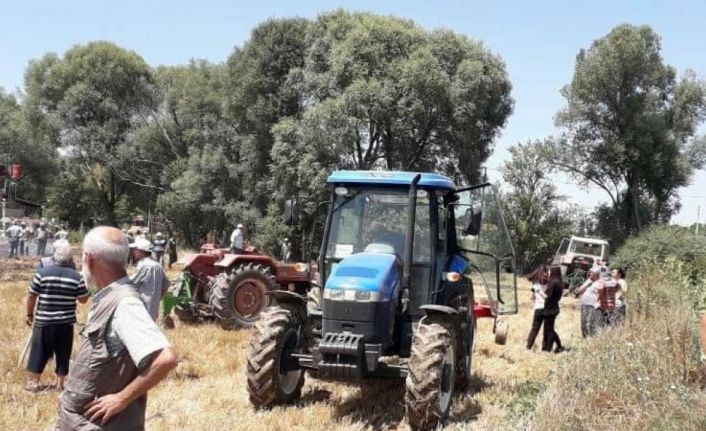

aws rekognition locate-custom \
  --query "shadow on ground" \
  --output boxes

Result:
[333,379,406,429]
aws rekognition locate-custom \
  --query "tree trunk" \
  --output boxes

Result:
[629,177,642,233]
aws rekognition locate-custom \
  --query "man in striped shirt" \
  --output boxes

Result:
[25,243,88,392]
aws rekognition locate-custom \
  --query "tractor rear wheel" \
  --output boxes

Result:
[247,305,305,408]
[210,263,277,329]
[405,323,456,430]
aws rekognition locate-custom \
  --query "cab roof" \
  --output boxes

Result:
[327,170,456,191]
[570,235,609,245]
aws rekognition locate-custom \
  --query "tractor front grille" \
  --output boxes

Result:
[318,332,364,380]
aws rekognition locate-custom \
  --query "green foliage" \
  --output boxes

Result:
[29,42,158,225]
[0,88,57,204]
[501,141,579,270]
[611,225,706,276]
[552,24,706,238]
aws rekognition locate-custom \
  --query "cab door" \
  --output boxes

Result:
[453,183,518,315]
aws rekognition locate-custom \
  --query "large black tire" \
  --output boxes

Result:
[210,263,277,329]
[405,323,456,430]
[246,306,305,408]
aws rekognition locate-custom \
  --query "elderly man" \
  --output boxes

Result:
[129,237,169,321]
[55,226,178,430]
[39,239,76,270]
[25,243,87,392]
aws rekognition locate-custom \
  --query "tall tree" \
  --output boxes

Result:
[0,88,56,204]
[502,141,577,270]
[554,24,706,234]
[30,41,158,225]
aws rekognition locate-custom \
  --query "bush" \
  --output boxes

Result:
[611,225,706,276]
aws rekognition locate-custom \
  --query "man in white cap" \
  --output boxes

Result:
[129,237,169,321]
[230,223,245,254]
[152,232,167,266]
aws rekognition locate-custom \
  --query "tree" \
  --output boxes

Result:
[283,11,513,184]
[30,42,158,225]
[553,24,706,235]
[0,88,56,204]
[502,141,578,270]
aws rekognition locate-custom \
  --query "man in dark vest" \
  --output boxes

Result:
[55,226,178,430]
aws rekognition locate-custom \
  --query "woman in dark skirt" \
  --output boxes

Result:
[542,266,565,353]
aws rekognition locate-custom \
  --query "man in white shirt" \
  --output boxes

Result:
[230,223,245,254]
[129,237,169,321]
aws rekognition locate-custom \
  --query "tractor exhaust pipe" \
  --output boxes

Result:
[402,174,422,295]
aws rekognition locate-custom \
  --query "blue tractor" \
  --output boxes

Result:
[246,171,518,429]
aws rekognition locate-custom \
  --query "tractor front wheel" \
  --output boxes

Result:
[405,323,456,430]
[247,306,305,408]
[210,263,277,329]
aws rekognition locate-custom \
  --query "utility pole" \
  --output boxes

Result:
[697,205,701,236]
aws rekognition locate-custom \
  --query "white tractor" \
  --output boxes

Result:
[552,236,610,292]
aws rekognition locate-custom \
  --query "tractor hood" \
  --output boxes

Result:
[324,252,400,302]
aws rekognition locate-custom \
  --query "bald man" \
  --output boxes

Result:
[55,226,178,431]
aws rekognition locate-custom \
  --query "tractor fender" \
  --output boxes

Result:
[267,290,307,307]
[419,304,458,317]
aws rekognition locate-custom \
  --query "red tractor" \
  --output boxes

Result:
[162,244,311,329]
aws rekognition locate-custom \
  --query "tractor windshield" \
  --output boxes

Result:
[325,187,430,262]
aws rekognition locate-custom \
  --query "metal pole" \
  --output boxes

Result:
[697,205,701,236]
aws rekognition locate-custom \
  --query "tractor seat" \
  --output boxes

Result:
[364,243,396,254]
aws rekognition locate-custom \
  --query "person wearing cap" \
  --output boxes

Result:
[230,223,245,254]
[130,237,169,321]
[281,238,292,263]
[36,223,49,256]
[575,268,601,337]
[5,220,23,258]
[152,233,167,267]
[54,225,69,241]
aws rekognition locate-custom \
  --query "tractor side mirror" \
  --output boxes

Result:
[462,207,482,236]
[284,199,300,226]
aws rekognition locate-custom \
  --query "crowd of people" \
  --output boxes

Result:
[525,262,628,352]
[3,219,69,258]
[22,226,178,429]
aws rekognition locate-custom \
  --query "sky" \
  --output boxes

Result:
[2,0,705,225]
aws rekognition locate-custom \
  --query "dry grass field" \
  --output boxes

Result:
[0,257,585,431]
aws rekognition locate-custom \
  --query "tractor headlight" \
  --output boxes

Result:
[294,262,309,273]
[327,289,344,300]
[324,289,381,301]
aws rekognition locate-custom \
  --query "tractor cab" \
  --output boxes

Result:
[248,170,517,430]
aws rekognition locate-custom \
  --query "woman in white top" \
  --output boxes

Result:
[526,265,549,350]
[612,267,628,324]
